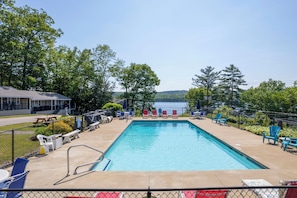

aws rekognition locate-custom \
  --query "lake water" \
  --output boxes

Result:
[154,102,188,115]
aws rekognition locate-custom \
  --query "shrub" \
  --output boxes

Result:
[102,102,122,111]
[46,121,73,135]
[34,127,52,137]
[61,116,76,129]
[213,105,233,118]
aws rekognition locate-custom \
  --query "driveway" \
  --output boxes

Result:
[0,115,53,126]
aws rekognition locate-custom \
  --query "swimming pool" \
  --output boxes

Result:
[93,120,266,171]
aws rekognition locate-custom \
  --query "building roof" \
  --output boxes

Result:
[0,86,71,101]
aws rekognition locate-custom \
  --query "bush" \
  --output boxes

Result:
[34,127,52,137]
[254,112,270,126]
[46,121,73,135]
[61,116,76,129]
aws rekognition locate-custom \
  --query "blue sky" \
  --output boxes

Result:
[15,0,297,92]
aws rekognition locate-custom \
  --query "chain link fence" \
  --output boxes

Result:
[0,128,38,169]
[0,116,84,168]
[0,186,296,197]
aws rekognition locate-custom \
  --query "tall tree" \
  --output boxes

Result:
[0,3,62,89]
[115,63,160,111]
[192,66,220,109]
[219,64,246,107]
[91,44,124,109]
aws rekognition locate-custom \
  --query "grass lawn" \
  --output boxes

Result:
[0,123,41,165]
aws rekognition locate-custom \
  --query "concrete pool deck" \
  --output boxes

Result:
[13,117,297,189]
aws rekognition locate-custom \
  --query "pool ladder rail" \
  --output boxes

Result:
[66,144,109,176]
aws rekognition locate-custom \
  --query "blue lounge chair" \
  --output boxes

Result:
[262,125,281,145]
[282,137,297,151]
[0,170,30,198]
[212,113,222,123]
[11,158,29,176]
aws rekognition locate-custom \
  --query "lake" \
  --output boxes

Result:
[154,102,188,115]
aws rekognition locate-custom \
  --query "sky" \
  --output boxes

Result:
[14,0,297,92]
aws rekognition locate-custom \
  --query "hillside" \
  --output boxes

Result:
[113,90,187,102]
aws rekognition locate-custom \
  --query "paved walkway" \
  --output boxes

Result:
[4,117,297,189]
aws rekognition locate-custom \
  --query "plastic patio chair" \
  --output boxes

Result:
[172,110,178,118]
[162,110,168,118]
[262,125,281,145]
[152,109,158,118]
[37,134,55,153]
[217,116,229,125]
[282,137,297,151]
[212,113,222,123]
[143,109,149,118]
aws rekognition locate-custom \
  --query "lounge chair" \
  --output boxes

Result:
[181,189,228,198]
[0,170,30,198]
[212,113,222,123]
[37,134,55,153]
[282,137,297,151]
[172,110,178,119]
[94,192,123,198]
[152,109,158,118]
[162,110,168,118]
[143,109,149,118]
[280,180,297,197]
[65,192,123,198]
[262,125,281,145]
[11,158,29,176]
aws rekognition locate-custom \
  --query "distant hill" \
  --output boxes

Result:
[113,90,187,102]
[155,90,187,102]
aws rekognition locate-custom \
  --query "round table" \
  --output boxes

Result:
[0,169,9,183]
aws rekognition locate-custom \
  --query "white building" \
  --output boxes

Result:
[0,86,72,116]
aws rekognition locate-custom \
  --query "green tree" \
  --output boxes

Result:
[90,44,124,109]
[219,64,246,107]
[0,3,62,89]
[192,66,220,109]
[241,79,295,113]
[115,63,160,111]
[185,87,206,111]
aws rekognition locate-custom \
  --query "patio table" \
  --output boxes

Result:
[0,169,9,183]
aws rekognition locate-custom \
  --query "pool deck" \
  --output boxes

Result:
[10,117,297,189]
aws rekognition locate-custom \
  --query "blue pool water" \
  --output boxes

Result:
[93,120,265,171]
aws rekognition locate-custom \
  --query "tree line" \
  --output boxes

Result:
[187,65,297,115]
[0,0,160,113]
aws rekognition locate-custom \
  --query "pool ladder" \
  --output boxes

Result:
[66,144,105,176]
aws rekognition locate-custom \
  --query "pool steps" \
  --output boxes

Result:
[95,158,111,171]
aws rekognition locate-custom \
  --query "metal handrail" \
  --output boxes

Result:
[66,144,104,176]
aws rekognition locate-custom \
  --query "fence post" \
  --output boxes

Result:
[12,129,15,165]
[81,115,84,132]
[52,120,54,135]
[147,187,151,198]
[238,113,240,129]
